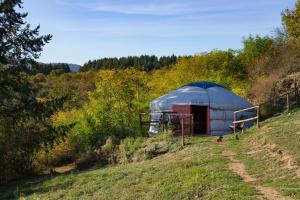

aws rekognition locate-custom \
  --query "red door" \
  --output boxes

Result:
[172,105,209,136]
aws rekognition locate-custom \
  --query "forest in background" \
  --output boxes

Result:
[81,55,178,72]
[2,0,300,184]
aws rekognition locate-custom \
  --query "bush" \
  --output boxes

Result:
[117,131,183,163]
[247,45,300,103]
[101,137,118,164]
[118,137,143,163]
[37,139,75,168]
[75,150,106,170]
[260,103,285,120]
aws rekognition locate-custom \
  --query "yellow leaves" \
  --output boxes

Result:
[147,52,251,101]
[282,1,300,41]
[86,68,149,128]
[232,87,247,97]
[53,52,252,152]
[72,52,250,135]
[94,68,148,98]
[52,109,79,126]
[36,97,48,103]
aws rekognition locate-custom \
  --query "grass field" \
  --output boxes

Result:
[1,109,300,200]
[228,108,300,199]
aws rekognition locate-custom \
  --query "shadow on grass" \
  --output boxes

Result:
[0,169,79,200]
[0,162,119,200]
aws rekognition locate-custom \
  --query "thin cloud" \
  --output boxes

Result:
[90,2,239,16]
[60,0,245,16]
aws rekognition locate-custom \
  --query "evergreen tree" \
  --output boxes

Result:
[0,0,52,65]
[0,0,69,183]
[81,55,178,72]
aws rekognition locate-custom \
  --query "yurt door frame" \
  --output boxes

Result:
[172,105,209,135]
[191,105,209,135]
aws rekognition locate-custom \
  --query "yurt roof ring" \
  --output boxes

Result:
[183,82,225,89]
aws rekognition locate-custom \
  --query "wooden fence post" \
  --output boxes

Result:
[181,117,184,147]
[233,112,236,135]
[256,106,260,128]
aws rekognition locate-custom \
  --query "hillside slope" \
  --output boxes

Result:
[1,109,300,200]
[229,108,300,199]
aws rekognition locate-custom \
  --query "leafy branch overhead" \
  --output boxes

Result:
[0,0,52,65]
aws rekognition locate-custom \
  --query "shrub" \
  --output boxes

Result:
[260,102,286,120]
[247,45,300,103]
[101,137,118,164]
[37,139,75,168]
[75,150,105,170]
[118,137,143,163]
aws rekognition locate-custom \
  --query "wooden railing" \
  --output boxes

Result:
[232,86,300,135]
[139,112,193,146]
[233,106,260,134]
[258,87,299,120]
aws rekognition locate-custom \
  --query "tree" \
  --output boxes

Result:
[0,0,52,65]
[80,55,178,72]
[282,1,300,43]
[0,0,68,183]
[240,35,275,66]
[56,69,149,154]
[30,63,71,75]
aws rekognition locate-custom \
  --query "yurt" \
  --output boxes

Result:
[149,82,254,136]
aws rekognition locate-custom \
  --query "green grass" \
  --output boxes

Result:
[228,108,300,199]
[0,137,257,200]
[1,109,300,200]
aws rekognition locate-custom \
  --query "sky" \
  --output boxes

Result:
[22,0,296,65]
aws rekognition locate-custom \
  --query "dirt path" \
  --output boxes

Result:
[222,149,295,200]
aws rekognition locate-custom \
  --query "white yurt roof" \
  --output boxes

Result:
[150,82,252,112]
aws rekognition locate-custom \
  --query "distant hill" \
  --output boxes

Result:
[68,64,81,72]
[29,63,81,75]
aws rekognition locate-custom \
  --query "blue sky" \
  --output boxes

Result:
[23,0,296,65]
